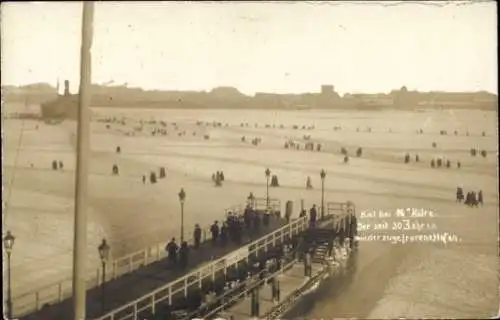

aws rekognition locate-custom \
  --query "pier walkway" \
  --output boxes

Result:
[22,205,284,320]
[93,201,353,320]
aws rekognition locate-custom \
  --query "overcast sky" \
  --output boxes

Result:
[1,1,497,95]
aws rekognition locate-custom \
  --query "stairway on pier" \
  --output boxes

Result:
[303,228,334,263]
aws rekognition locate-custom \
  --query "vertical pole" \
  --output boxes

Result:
[321,179,325,220]
[7,252,12,319]
[72,2,94,320]
[101,261,106,313]
[180,203,184,243]
[251,287,260,317]
[266,176,270,209]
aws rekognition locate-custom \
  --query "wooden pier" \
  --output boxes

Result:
[17,198,286,319]
[219,262,327,320]
[93,201,353,320]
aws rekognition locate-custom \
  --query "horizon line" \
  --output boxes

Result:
[2,81,498,97]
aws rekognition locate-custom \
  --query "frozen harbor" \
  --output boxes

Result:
[3,107,498,318]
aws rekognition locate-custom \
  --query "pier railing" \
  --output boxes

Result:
[191,216,338,320]
[95,205,343,320]
[253,197,281,212]
[223,198,281,217]
[11,199,280,318]
[194,258,299,320]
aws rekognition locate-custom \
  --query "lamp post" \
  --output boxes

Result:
[265,168,271,209]
[178,188,186,243]
[97,238,110,313]
[320,169,326,220]
[4,231,15,319]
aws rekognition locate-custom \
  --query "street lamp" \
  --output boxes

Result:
[98,238,110,313]
[320,169,326,220]
[265,168,271,209]
[4,231,15,319]
[178,188,186,243]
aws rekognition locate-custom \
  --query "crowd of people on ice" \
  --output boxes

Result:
[212,171,225,186]
[456,187,483,207]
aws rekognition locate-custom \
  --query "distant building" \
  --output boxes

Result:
[321,85,334,95]
[210,87,245,100]
[351,93,394,107]
[319,84,340,107]
[391,86,498,109]
[40,80,79,120]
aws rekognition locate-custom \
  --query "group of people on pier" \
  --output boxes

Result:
[166,204,278,268]
[158,200,360,319]
[209,205,275,246]
[165,238,190,268]
[209,215,242,246]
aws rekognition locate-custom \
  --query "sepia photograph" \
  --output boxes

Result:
[1,1,498,319]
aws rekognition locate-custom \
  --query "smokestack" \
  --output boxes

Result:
[64,80,70,96]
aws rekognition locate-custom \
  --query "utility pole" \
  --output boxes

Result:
[72,2,94,320]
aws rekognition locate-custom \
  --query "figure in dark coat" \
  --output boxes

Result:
[306,176,313,189]
[299,209,307,218]
[465,192,472,206]
[179,241,189,268]
[309,205,317,228]
[210,221,219,245]
[194,224,202,249]
[456,187,464,202]
[166,238,178,267]
[356,148,362,157]
[159,167,166,179]
[220,222,228,246]
[471,191,478,207]
[150,171,157,184]
[244,205,253,229]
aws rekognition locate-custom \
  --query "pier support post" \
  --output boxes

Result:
[250,287,260,317]
[304,252,312,277]
[271,277,280,302]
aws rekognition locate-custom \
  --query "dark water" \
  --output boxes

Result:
[283,246,499,320]
[284,252,358,319]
